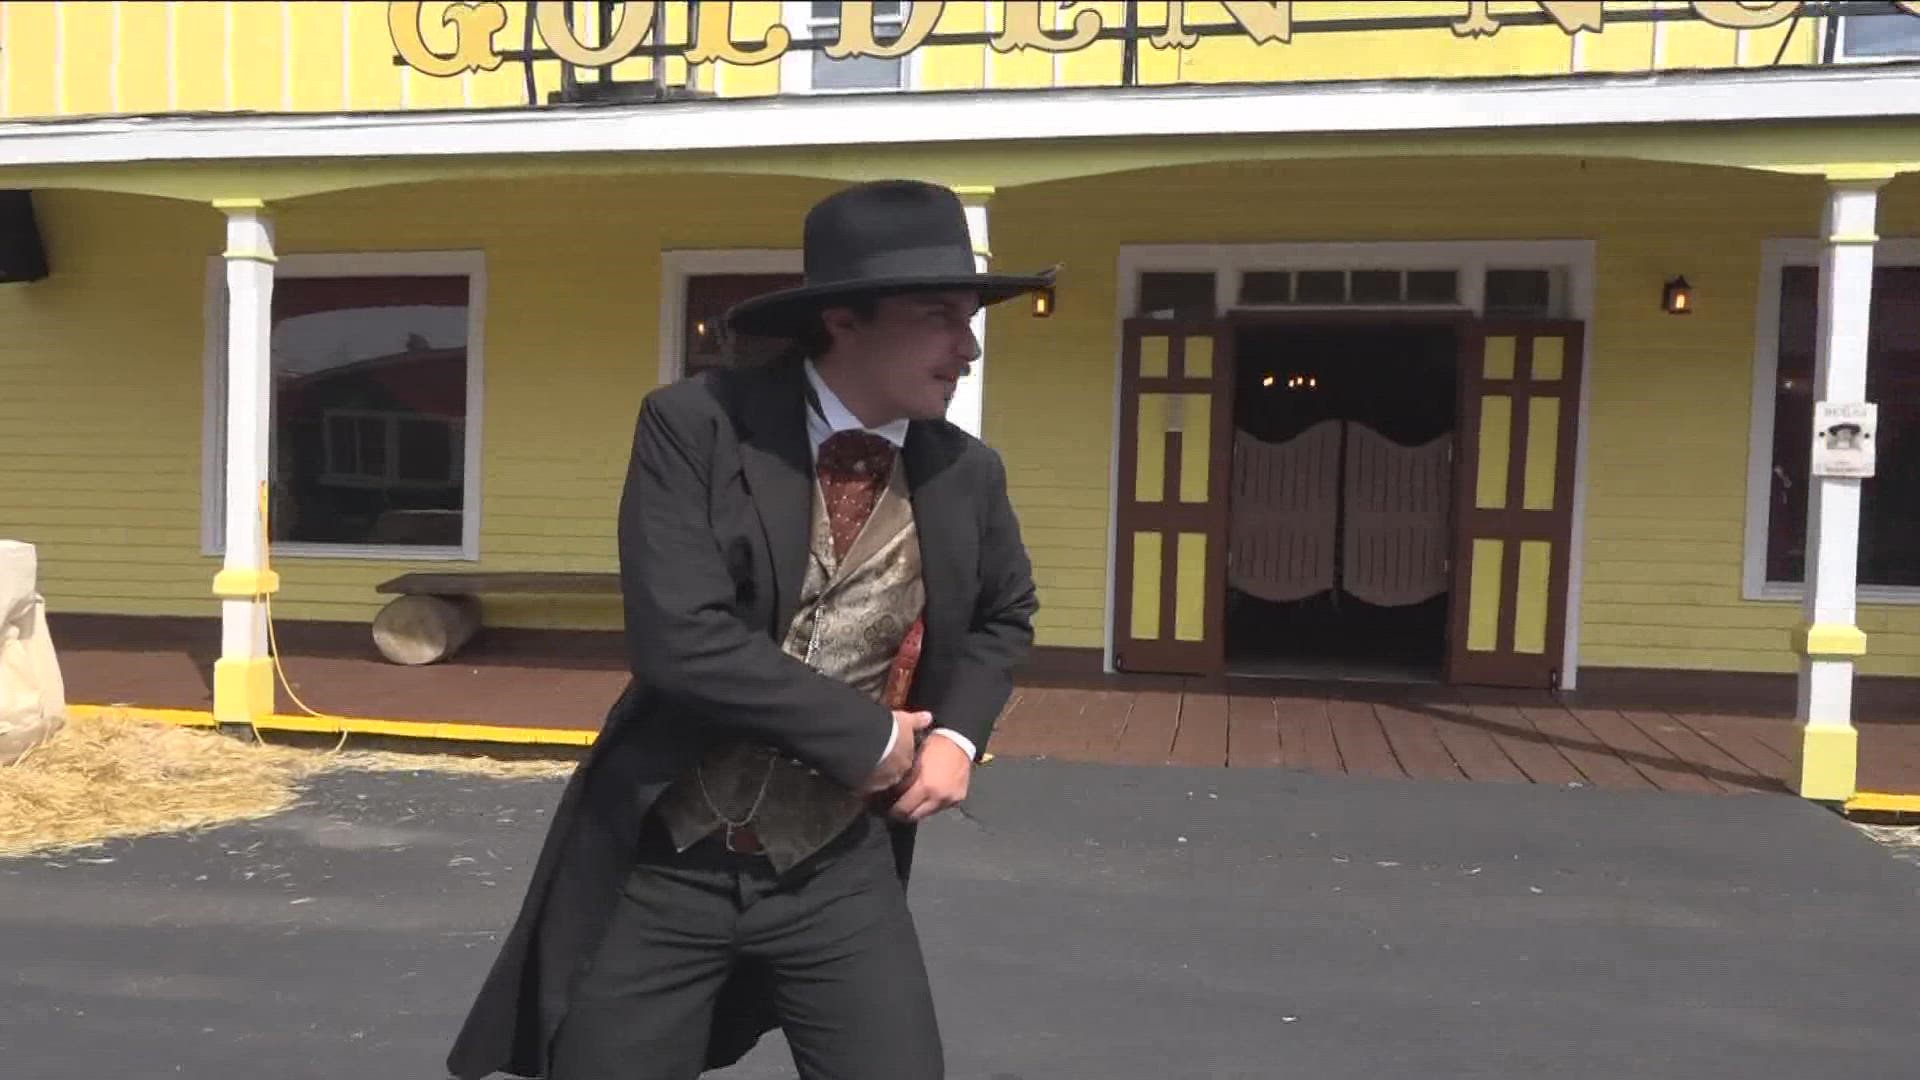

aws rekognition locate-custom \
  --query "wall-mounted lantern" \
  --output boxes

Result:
[1662,276,1694,315]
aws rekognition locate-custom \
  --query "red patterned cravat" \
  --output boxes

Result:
[814,428,924,712]
[815,429,898,559]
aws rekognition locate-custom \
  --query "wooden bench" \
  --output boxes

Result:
[371,571,620,665]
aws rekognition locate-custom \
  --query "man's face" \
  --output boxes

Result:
[821,290,982,422]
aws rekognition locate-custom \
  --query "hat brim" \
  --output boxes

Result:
[724,269,1057,339]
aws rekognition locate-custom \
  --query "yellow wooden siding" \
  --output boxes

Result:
[4,161,1918,679]
[0,175,836,630]
[171,0,229,112]
[986,159,1920,673]
[0,190,211,615]
[0,1,1833,121]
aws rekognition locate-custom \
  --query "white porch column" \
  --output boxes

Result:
[210,198,279,726]
[949,185,993,440]
[1791,171,1890,802]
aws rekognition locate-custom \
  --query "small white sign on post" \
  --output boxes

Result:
[1811,401,1878,479]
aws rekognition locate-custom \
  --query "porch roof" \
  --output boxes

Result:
[1,61,1918,200]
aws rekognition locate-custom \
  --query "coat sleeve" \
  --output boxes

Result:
[928,449,1039,757]
[617,388,893,791]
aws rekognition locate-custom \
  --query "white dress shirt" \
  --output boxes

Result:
[801,360,980,767]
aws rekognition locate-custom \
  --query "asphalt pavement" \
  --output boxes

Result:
[3,758,1916,1079]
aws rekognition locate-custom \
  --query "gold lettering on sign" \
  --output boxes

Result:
[1455,1,1604,38]
[827,0,944,60]
[1453,2,1502,38]
[1150,1,1200,50]
[1539,2,1605,33]
[388,0,509,76]
[992,0,1103,53]
[1690,1,1802,29]
[1221,1,1294,45]
[685,1,793,65]
[534,1,655,68]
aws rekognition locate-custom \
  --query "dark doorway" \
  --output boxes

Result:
[1224,320,1459,682]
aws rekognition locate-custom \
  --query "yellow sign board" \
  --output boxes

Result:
[392,1,1920,77]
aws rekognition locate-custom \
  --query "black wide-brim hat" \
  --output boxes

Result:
[724,179,1057,339]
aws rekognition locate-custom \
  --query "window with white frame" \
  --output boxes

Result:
[207,260,480,555]
[1749,244,1920,595]
[1132,266,1564,317]
[781,1,914,92]
[1837,3,1920,59]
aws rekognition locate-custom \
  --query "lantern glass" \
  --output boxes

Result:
[1663,276,1693,314]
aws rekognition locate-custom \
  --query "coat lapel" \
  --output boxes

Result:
[735,364,815,631]
[902,422,965,646]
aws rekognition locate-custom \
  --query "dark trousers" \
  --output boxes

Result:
[549,812,943,1079]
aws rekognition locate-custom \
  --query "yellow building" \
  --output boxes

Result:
[2,2,1919,800]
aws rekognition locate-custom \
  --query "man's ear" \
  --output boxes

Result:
[818,305,849,336]
[818,303,865,346]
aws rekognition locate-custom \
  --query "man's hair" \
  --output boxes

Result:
[794,294,882,359]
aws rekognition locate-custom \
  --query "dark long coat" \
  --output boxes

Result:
[444,360,1039,1079]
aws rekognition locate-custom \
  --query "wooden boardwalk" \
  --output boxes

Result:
[986,685,1920,797]
[45,613,1920,796]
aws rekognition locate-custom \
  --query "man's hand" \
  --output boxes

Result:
[886,734,973,823]
[860,710,932,794]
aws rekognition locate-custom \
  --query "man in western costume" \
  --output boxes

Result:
[445,179,1051,1080]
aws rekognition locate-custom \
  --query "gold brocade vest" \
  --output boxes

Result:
[651,461,925,873]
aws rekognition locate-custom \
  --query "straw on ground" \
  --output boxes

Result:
[0,710,575,859]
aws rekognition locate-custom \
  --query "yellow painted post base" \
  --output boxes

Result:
[212,657,276,725]
[1795,623,1867,658]
[1791,725,1859,803]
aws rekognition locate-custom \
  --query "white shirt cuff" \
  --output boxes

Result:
[930,727,977,761]
[875,716,899,768]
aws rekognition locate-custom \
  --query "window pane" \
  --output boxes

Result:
[269,276,469,548]
[684,273,805,374]
[1296,271,1345,304]
[1136,271,1215,317]
[1843,8,1920,57]
[1351,270,1402,304]
[806,1,905,89]
[1765,268,1816,583]
[397,417,455,483]
[355,415,388,478]
[1238,271,1290,305]
[1407,270,1459,304]
[1485,269,1553,315]
[1766,265,1920,587]
[812,52,903,89]
[814,0,904,20]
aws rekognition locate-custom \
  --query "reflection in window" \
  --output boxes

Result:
[1484,269,1556,316]
[682,273,806,374]
[1136,271,1216,317]
[267,276,469,548]
[1840,6,1920,58]
[1766,265,1920,587]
